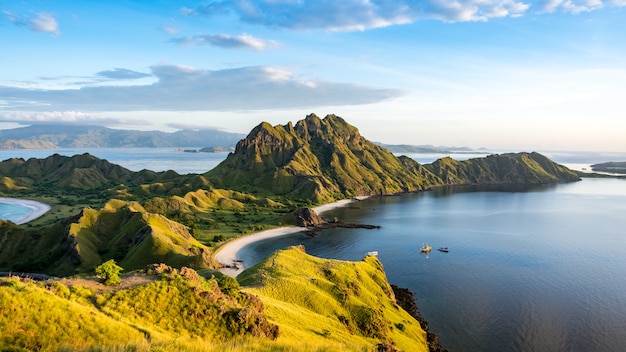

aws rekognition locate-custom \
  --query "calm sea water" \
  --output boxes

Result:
[2,148,626,351]
[239,178,626,352]
[0,148,229,174]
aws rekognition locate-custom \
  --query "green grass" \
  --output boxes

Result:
[0,277,148,351]
[238,246,429,352]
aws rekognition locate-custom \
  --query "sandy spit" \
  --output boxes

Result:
[0,197,51,225]
[215,197,367,277]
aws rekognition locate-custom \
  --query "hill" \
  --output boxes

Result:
[206,114,442,203]
[238,246,429,351]
[206,114,579,202]
[0,124,245,149]
[0,266,281,351]
[0,199,217,276]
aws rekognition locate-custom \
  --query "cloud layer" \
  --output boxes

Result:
[170,33,279,51]
[0,65,402,112]
[182,0,626,30]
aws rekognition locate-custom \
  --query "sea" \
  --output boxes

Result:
[1,148,626,351]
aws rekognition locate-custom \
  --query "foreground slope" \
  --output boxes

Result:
[0,267,280,351]
[238,246,429,351]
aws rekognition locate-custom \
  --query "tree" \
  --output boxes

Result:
[95,259,123,286]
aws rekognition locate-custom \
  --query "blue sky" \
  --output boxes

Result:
[1,0,625,151]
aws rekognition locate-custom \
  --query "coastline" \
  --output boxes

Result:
[215,197,366,277]
[0,197,51,225]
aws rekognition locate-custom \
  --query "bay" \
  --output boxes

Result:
[0,202,34,223]
[239,178,626,352]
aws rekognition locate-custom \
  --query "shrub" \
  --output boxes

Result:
[95,259,123,286]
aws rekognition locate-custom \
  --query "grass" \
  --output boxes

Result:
[0,248,430,352]
[238,246,429,352]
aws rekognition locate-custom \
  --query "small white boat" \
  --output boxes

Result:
[366,251,379,257]
[438,247,449,253]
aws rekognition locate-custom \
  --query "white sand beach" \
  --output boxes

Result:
[0,197,51,225]
[215,197,368,277]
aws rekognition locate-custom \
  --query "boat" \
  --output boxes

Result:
[420,244,432,253]
[438,247,449,253]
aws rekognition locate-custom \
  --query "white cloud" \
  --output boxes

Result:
[159,25,179,34]
[3,11,60,35]
[0,65,403,112]
[97,68,152,80]
[539,0,604,13]
[171,33,279,51]
[29,12,60,35]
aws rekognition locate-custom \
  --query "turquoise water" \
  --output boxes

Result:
[0,201,34,223]
[239,178,626,352]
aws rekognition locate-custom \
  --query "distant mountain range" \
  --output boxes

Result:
[0,124,246,149]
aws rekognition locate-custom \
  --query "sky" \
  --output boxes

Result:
[1,0,625,152]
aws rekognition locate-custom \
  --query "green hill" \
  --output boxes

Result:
[238,246,429,351]
[425,152,580,185]
[206,114,441,203]
[205,114,578,202]
[0,200,217,276]
[1,249,429,351]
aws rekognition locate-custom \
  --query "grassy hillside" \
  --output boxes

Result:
[425,152,580,185]
[1,255,428,352]
[206,114,441,203]
[0,266,281,351]
[0,199,219,276]
[238,246,429,351]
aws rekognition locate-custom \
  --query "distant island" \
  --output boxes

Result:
[0,114,580,351]
[591,161,626,174]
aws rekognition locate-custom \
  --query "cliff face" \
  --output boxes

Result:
[206,114,440,202]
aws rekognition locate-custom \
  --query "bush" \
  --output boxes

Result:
[95,259,123,286]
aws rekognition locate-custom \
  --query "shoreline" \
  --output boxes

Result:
[0,197,51,225]
[215,197,367,277]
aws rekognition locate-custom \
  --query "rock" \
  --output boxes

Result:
[293,207,326,227]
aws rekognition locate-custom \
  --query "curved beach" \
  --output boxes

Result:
[215,198,365,277]
[0,197,51,225]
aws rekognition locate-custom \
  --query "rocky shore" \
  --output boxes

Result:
[391,284,448,352]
